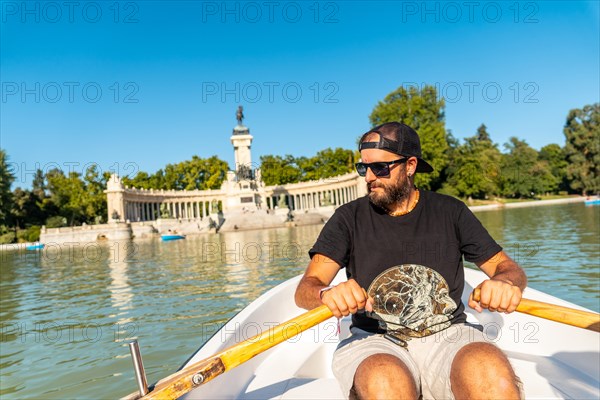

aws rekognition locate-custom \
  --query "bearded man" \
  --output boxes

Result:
[294,122,526,399]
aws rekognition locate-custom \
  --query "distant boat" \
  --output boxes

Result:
[161,234,186,241]
[585,197,600,206]
[26,243,45,250]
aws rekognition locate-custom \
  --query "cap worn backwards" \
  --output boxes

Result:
[358,122,434,173]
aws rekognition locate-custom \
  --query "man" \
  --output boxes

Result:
[295,122,526,399]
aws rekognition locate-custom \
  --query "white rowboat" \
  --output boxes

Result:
[174,268,599,399]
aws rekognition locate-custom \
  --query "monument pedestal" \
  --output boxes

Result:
[221,120,265,213]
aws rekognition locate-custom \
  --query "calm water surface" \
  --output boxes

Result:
[1,203,598,399]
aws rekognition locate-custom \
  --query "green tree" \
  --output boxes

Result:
[260,155,301,186]
[539,144,568,193]
[0,149,15,226]
[476,123,492,142]
[123,171,154,189]
[123,156,229,190]
[163,155,228,190]
[564,103,600,195]
[445,128,503,199]
[46,169,90,225]
[83,165,108,223]
[11,188,45,228]
[501,138,557,198]
[369,85,448,190]
[32,168,46,199]
[147,170,166,189]
[298,148,356,182]
[260,148,356,186]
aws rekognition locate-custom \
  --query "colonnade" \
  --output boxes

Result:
[124,200,222,222]
[266,184,360,210]
[109,172,365,222]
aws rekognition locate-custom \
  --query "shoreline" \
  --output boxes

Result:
[0,196,591,251]
[469,195,587,212]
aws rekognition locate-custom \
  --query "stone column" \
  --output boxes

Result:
[105,174,126,222]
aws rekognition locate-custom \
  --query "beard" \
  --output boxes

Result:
[367,171,412,211]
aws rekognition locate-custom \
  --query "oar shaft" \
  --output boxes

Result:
[219,305,333,370]
[516,298,600,332]
[130,305,334,400]
[473,288,600,332]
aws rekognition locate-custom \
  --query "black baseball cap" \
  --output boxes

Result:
[358,122,434,173]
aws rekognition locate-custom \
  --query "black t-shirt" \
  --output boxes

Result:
[309,190,502,333]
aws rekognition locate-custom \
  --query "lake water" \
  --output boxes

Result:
[1,202,598,399]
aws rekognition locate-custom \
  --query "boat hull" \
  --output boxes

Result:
[161,235,186,241]
[180,269,600,399]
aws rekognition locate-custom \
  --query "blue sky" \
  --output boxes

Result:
[1,1,599,187]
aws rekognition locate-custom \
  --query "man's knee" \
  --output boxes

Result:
[451,342,521,399]
[353,353,418,400]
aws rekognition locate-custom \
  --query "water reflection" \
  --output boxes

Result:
[107,242,134,325]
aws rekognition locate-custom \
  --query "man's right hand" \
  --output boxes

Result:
[320,279,374,318]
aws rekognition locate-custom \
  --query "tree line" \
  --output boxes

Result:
[1,85,597,244]
[368,86,598,199]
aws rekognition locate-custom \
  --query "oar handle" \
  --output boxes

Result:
[473,288,600,332]
[123,305,334,400]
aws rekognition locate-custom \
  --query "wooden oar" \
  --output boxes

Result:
[473,288,600,332]
[125,292,598,399]
[122,305,334,400]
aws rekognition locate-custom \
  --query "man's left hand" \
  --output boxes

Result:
[468,279,522,313]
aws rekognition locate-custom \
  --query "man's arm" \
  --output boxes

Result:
[468,250,527,313]
[295,253,373,318]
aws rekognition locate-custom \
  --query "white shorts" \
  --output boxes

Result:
[332,323,523,399]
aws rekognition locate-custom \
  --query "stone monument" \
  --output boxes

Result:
[223,106,265,211]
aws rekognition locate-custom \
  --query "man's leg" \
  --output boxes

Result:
[352,353,418,400]
[408,324,523,399]
[332,329,420,399]
[450,342,521,399]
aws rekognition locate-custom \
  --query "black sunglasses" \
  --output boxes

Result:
[355,158,408,177]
